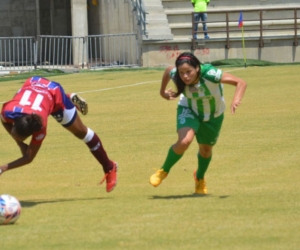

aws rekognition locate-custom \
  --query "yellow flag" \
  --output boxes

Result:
[92,0,98,6]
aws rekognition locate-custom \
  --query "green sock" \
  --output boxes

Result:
[161,146,183,173]
[196,153,212,180]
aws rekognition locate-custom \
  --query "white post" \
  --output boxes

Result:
[71,0,88,68]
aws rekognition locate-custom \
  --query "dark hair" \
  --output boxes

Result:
[14,114,43,137]
[173,52,201,97]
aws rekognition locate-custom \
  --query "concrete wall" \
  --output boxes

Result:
[87,0,141,66]
[1,0,299,67]
[0,0,136,37]
[71,0,87,37]
[40,0,71,35]
[88,0,136,35]
[142,37,300,67]
[0,0,71,37]
[0,0,36,36]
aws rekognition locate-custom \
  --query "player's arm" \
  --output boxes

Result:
[0,118,42,175]
[1,118,29,156]
[221,72,247,114]
[0,142,41,175]
[160,66,177,100]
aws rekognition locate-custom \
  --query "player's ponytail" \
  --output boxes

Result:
[14,114,43,137]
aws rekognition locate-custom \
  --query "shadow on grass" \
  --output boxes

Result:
[20,197,108,208]
[149,194,229,199]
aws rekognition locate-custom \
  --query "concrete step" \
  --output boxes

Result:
[165,9,192,15]
[169,19,300,29]
[162,0,192,10]
[147,26,174,32]
[143,34,174,40]
[145,0,164,4]
[147,19,170,24]
[147,13,169,19]
[145,5,166,11]
[142,0,173,41]
[172,29,297,40]
[164,4,300,15]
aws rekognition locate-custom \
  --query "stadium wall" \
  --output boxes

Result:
[141,38,300,67]
[88,0,300,66]
[0,0,299,68]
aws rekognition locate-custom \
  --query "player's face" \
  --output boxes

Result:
[178,63,199,85]
[11,126,28,142]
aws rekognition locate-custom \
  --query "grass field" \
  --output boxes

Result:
[1,66,300,249]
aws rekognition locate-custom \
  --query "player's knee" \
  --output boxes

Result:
[199,145,213,158]
[176,138,192,151]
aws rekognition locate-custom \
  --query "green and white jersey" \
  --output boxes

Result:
[170,64,225,121]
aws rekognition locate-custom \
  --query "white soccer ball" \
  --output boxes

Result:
[0,194,22,225]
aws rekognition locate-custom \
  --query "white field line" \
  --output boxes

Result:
[76,80,159,94]
[0,68,245,104]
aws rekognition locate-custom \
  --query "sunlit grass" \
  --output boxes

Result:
[1,66,300,249]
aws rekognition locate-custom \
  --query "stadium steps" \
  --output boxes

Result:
[143,0,173,40]
[146,0,300,43]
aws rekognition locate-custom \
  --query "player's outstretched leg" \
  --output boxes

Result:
[99,161,118,192]
[83,128,118,192]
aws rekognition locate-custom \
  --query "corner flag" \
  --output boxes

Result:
[238,11,246,68]
[238,11,243,28]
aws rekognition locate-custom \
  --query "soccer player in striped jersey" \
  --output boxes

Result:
[149,52,247,194]
[0,76,117,193]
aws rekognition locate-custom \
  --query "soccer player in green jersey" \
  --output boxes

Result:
[149,52,247,194]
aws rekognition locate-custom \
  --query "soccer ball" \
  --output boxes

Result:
[0,194,22,225]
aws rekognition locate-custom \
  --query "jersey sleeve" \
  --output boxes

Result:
[201,64,223,84]
[169,67,177,79]
[169,67,179,84]
[30,127,46,145]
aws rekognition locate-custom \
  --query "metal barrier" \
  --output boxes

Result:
[0,37,36,72]
[131,0,148,36]
[37,35,86,70]
[0,33,139,72]
[87,33,139,69]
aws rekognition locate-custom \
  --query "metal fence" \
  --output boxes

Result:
[0,37,36,71]
[0,33,139,72]
[87,34,139,69]
[131,0,147,37]
[37,36,87,70]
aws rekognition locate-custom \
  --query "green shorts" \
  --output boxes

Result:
[177,105,224,145]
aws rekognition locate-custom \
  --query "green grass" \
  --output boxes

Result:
[1,66,300,249]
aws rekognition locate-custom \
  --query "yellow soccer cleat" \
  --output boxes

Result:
[194,170,207,194]
[150,169,168,187]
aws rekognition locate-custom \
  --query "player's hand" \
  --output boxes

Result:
[161,88,177,100]
[230,100,241,114]
[0,168,4,176]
